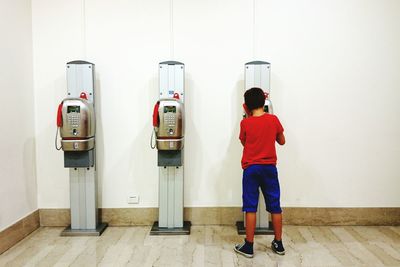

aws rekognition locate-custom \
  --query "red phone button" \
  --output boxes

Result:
[80,92,88,100]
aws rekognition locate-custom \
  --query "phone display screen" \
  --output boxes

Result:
[164,106,176,113]
[67,106,80,113]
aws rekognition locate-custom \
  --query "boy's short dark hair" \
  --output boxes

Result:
[244,87,265,111]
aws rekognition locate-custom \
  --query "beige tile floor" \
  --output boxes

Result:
[0,225,400,267]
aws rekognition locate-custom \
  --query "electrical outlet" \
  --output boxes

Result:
[127,195,139,204]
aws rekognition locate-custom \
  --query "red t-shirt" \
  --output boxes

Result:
[239,113,284,169]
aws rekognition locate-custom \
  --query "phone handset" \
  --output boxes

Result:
[152,101,160,129]
[243,103,251,118]
[55,101,64,150]
[57,102,63,127]
[150,101,160,149]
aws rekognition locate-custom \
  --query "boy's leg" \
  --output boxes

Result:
[259,165,285,255]
[271,213,282,241]
[271,213,285,255]
[234,165,260,258]
[235,212,256,258]
[245,212,257,242]
[241,165,260,243]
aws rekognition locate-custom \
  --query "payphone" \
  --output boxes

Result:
[236,61,275,235]
[55,60,107,236]
[150,61,191,235]
[152,98,184,151]
[56,97,95,154]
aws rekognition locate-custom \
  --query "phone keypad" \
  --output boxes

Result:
[67,113,81,128]
[164,114,176,127]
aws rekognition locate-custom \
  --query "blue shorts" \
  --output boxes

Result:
[242,164,282,214]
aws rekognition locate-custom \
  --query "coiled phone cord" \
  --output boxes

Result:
[55,127,62,150]
[150,128,156,149]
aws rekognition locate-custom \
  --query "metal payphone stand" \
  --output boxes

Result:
[150,61,191,235]
[61,60,108,236]
[236,61,274,235]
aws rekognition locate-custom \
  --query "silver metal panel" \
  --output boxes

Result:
[245,62,270,93]
[243,190,270,229]
[78,169,86,228]
[159,167,169,227]
[254,66,261,88]
[70,168,98,230]
[85,167,97,229]
[70,168,81,229]
[244,64,253,90]
[168,67,175,98]
[174,166,184,227]
[257,193,269,228]
[66,62,94,102]
[159,65,169,99]
[174,65,184,102]
[159,62,185,103]
[167,167,175,228]
[159,166,184,228]
[70,168,88,229]
[260,65,270,93]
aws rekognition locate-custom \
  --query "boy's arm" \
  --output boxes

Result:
[239,120,246,146]
[275,115,285,145]
[276,132,285,145]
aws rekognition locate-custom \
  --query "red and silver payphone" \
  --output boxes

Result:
[55,60,107,236]
[152,96,184,151]
[150,61,190,235]
[56,94,95,153]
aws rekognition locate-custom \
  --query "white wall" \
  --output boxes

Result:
[0,0,37,231]
[32,0,400,209]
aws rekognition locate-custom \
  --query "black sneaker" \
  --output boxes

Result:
[271,239,285,255]
[234,239,254,258]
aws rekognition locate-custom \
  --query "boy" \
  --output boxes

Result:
[234,87,286,257]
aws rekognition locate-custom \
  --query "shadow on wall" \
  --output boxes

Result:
[260,73,321,206]
[183,73,204,205]
[24,137,37,210]
[49,75,69,204]
[94,75,104,207]
[127,74,159,203]
[212,78,244,206]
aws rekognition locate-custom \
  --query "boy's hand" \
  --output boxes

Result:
[243,104,251,117]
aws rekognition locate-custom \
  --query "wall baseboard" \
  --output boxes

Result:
[39,207,400,227]
[0,210,40,255]
[282,207,400,225]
